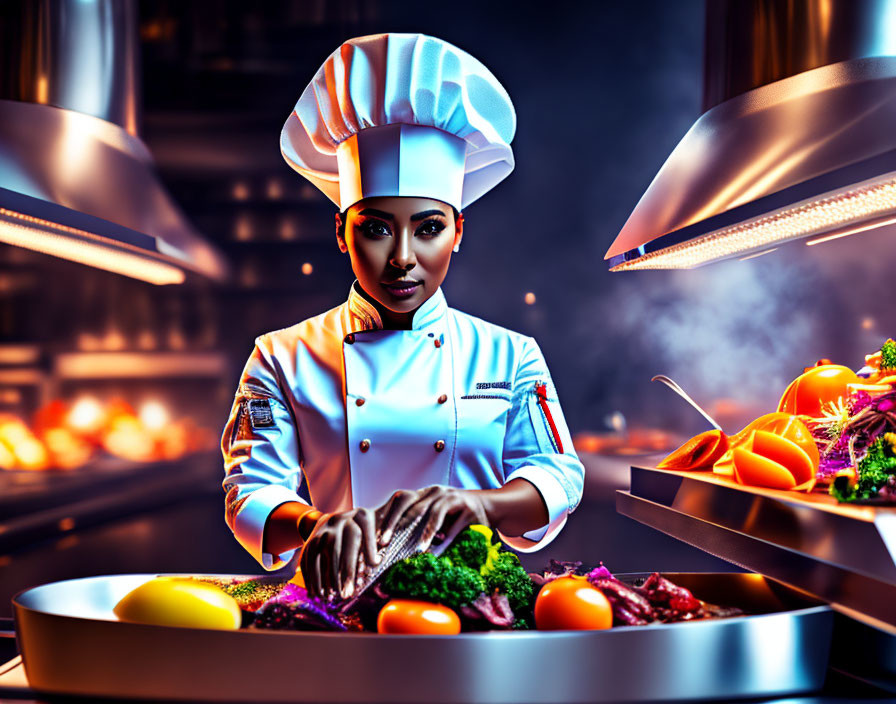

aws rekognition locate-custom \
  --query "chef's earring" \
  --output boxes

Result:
[453,244,460,252]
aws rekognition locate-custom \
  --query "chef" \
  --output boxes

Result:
[221,33,585,601]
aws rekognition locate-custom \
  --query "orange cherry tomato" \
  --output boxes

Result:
[534,576,613,631]
[778,365,859,418]
[376,599,461,635]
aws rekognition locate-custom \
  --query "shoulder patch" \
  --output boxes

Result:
[247,398,275,428]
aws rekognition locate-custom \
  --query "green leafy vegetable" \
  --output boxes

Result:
[482,551,535,614]
[855,437,896,498]
[381,552,484,611]
[443,527,490,571]
[881,339,896,371]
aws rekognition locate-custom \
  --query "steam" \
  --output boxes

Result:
[573,226,895,434]
[573,253,824,431]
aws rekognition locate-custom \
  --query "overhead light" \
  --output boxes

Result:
[0,2,228,283]
[611,173,896,271]
[0,192,185,285]
[805,213,896,246]
[606,1,896,272]
[0,197,185,286]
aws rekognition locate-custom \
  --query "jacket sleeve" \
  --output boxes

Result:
[498,335,585,552]
[221,335,308,570]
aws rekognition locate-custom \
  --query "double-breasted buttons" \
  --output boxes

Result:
[344,333,355,344]
[434,439,446,452]
[437,394,448,404]
[355,397,366,406]
[360,439,371,452]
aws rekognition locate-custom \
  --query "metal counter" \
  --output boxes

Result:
[11,572,831,703]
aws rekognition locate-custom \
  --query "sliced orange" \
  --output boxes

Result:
[751,430,815,485]
[732,446,798,490]
[728,412,795,447]
[759,416,820,470]
[713,450,735,476]
[658,429,729,471]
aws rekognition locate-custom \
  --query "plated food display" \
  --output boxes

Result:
[110,526,745,636]
[658,338,896,504]
[13,570,831,703]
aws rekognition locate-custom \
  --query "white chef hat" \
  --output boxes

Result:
[280,33,516,212]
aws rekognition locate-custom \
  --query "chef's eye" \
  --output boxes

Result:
[359,220,391,238]
[415,219,445,237]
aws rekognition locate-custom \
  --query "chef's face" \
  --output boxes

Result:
[336,196,463,315]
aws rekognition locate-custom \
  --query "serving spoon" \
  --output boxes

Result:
[651,374,723,431]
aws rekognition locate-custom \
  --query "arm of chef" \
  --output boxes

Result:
[221,336,307,570]
[498,335,585,552]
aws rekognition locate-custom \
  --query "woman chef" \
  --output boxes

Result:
[221,33,585,602]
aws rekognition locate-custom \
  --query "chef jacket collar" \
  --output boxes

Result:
[346,279,447,333]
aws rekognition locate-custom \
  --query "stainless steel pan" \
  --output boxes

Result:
[13,572,833,703]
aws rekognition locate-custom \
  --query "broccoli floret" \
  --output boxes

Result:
[444,527,490,571]
[881,339,896,371]
[855,437,896,498]
[482,551,536,614]
[382,552,484,611]
[829,474,857,502]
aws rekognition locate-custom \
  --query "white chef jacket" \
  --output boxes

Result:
[221,280,585,570]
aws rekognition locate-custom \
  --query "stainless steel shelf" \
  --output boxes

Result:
[617,465,896,631]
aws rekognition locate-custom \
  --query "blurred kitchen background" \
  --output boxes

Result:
[1,0,894,617]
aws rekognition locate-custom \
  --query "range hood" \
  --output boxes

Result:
[606,0,896,272]
[0,0,228,284]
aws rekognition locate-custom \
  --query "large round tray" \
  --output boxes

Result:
[13,572,833,703]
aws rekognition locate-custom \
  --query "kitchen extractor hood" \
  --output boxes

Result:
[606,0,896,272]
[0,0,228,284]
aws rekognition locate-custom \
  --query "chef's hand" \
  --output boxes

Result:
[299,508,380,602]
[376,486,490,553]
[376,479,549,551]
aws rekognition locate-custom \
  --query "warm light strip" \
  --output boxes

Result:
[0,208,185,285]
[739,247,778,261]
[610,175,896,271]
[55,352,227,379]
[805,214,896,246]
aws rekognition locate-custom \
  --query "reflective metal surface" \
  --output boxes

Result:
[13,573,832,703]
[606,0,896,270]
[703,0,896,110]
[619,466,896,629]
[605,57,896,267]
[619,464,896,691]
[0,1,227,282]
[0,0,140,134]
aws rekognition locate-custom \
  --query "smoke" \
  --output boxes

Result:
[571,251,833,433]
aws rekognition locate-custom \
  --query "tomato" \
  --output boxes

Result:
[534,576,613,631]
[377,599,461,635]
[778,365,859,418]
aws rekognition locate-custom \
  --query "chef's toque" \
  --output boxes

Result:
[280,33,516,212]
